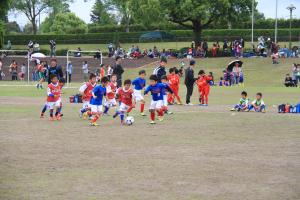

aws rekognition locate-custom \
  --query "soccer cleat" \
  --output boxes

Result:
[56,114,61,121]
[167,111,173,115]
[36,84,39,89]
[40,113,44,118]
[230,108,236,111]
[185,103,194,106]
[82,112,88,120]
[40,85,43,89]
[140,112,146,116]
[79,112,83,118]
[202,104,208,106]
[90,122,99,126]
[49,117,55,121]
[150,121,156,124]
[102,113,110,116]
[177,102,182,105]
[158,116,164,122]
[113,112,119,118]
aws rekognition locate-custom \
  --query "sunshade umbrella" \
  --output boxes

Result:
[227,60,243,71]
[30,52,46,61]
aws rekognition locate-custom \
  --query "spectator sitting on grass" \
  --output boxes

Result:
[94,49,101,59]
[153,46,160,58]
[74,47,82,57]
[284,74,296,87]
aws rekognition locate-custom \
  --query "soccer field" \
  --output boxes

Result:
[0,57,299,200]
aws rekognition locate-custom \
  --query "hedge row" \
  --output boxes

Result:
[4,29,300,45]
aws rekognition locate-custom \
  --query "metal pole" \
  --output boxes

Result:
[289,9,292,49]
[275,0,278,43]
[66,50,69,88]
[251,0,254,45]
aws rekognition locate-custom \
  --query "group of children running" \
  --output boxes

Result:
[40,64,266,126]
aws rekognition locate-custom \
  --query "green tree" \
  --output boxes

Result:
[44,12,87,34]
[5,21,21,34]
[0,0,12,48]
[160,0,253,45]
[91,0,116,25]
[23,22,34,34]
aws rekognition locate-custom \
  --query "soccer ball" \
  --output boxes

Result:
[125,116,134,126]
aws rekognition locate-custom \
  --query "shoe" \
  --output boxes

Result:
[202,104,208,106]
[36,84,39,89]
[150,121,156,124]
[140,112,146,116]
[185,103,194,106]
[230,108,235,111]
[40,85,43,89]
[113,112,119,118]
[56,114,61,121]
[90,122,99,126]
[79,112,83,118]
[49,117,55,121]
[177,103,182,105]
[158,116,164,122]
[199,104,203,106]
[82,112,88,120]
[40,113,44,118]
[167,111,173,115]
[103,113,110,116]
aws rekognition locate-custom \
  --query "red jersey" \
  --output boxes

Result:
[79,82,95,101]
[100,68,105,78]
[117,88,133,106]
[106,82,117,99]
[47,83,61,102]
[196,75,212,90]
[167,74,180,87]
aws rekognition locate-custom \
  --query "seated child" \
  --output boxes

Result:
[219,77,224,86]
[248,92,266,113]
[230,91,249,111]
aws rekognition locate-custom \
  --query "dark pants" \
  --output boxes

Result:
[185,84,194,104]
[65,72,71,83]
[117,79,122,88]
[0,70,2,80]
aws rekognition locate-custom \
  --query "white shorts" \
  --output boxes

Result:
[82,101,90,109]
[133,89,144,101]
[163,95,168,107]
[149,100,163,110]
[90,105,103,113]
[105,98,117,107]
[119,102,130,112]
[47,100,61,109]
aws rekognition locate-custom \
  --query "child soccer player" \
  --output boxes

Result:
[113,79,135,124]
[40,78,65,119]
[103,74,118,115]
[230,91,249,112]
[79,73,97,119]
[144,75,172,124]
[161,75,173,114]
[196,70,212,106]
[132,70,146,116]
[87,77,109,126]
[249,92,266,113]
[45,75,62,121]
[167,67,182,105]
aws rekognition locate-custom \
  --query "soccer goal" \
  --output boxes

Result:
[66,50,103,88]
[0,49,30,85]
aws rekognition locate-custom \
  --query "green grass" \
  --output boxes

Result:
[0,57,299,200]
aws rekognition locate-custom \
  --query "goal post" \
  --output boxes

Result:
[66,50,103,88]
[0,49,30,84]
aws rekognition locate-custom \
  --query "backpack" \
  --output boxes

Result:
[278,104,286,113]
[296,103,300,113]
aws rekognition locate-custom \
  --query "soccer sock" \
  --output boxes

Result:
[50,109,54,117]
[127,106,133,114]
[113,111,120,118]
[120,112,125,122]
[41,104,47,114]
[140,103,145,113]
[150,112,155,121]
[55,107,62,116]
[92,114,100,123]
[205,95,208,105]
[104,106,109,114]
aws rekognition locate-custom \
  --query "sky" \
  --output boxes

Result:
[8,0,300,28]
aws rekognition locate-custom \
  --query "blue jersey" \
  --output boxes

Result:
[144,83,167,101]
[161,82,173,95]
[90,85,106,105]
[132,77,146,90]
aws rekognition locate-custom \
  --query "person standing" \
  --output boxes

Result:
[113,56,124,87]
[48,58,63,84]
[185,60,196,105]
[82,61,89,82]
[232,63,241,85]
[66,61,73,83]
[153,57,167,82]
[49,40,56,57]
[0,58,3,80]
